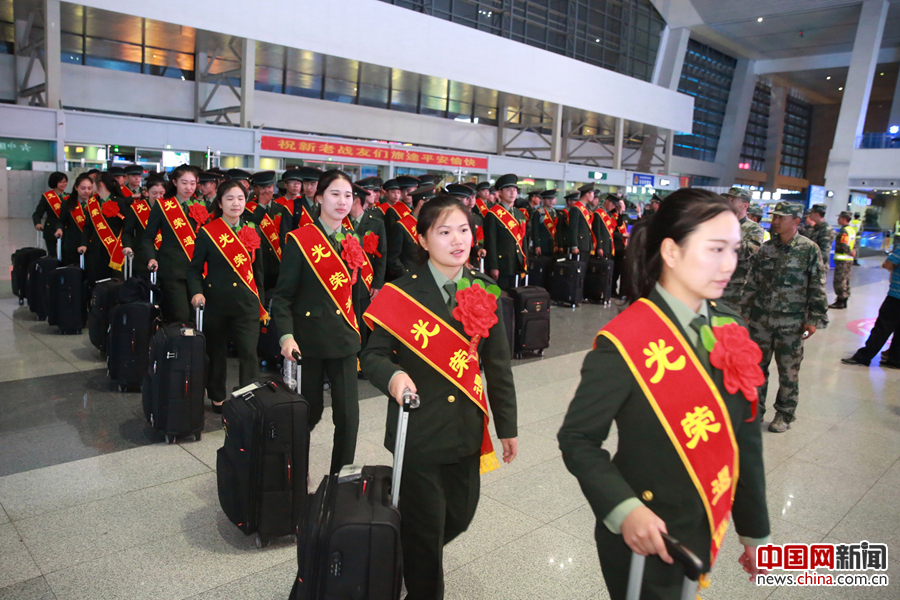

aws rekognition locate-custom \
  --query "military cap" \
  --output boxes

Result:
[604,193,619,203]
[107,166,126,176]
[725,186,752,202]
[564,191,581,202]
[361,176,383,191]
[396,175,420,190]
[296,166,323,181]
[747,205,763,217]
[123,164,144,176]
[352,184,368,200]
[839,211,853,221]
[527,190,542,199]
[541,189,558,200]
[771,201,804,218]
[476,181,492,192]
[578,182,595,195]
[462,182,477,194]
[446,184,472,198]
[411,184,436,202]
[251,171,277,187]
[281,168,305,182]
[382,178,401,191]
[416,174,437,186]
[650,194,662,203]
[198,171,217,184]
[494,174,519,190]
[811,203,827,216]
[226,168,252,182]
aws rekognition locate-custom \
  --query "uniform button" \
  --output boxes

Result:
[232,282,237,287]
[336,309,341,314]
[447,395,455,403]
[499,254,503,258]
[710,301,717,307]
[642,490,653,502]
[470,270,476,275]
[412,274,417,279]
[305,311,310,316]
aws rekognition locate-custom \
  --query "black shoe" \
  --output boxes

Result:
[768,413,790,433]
[841,356,870,366]
[211,401,224,414]
[829,300,847,309]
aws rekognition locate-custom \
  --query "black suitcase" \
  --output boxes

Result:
[27,256,60,320]
[109,302,160,391]
[141,308,206,442]
[584,257,614,304]
[88,278,123,351]
[47,258,87,334]
[507,285,551,358]
[258,291,282,370]
[217,378,309,547]
[11,244,46,305]
[527,255,554,289]
[290,392,416,600]
[549,257,586,307]
[499,292,515,358]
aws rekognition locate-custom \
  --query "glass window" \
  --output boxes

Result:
[0,21,13,55]
[84,37,142,73]
[285,70,322,99]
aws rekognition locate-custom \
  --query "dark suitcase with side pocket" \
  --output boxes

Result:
[109,302,160,391]
[12,247,45,304]
[88,278,123,351]
[217,379,309,547]
[47,261,87,334]
[141,317,206,442]
[549,257,586,307]
[27,256,59,320]
[507,285,550,358]
[527,255,555,289]
[584,257,614,303]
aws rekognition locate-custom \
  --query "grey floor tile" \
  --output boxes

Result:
[180,430,225,472]
[875,458,900,491]
[0,576,56,600]
[518,411,567,441]
[443,495,544,572]
[827,480,900,547]
[43,518,295,600]
[0,443,210,521]
[482,457,588,524]
[16,473,219,574]
[0,504,8,526]
[0,523,41,589]
[791,422,900,485]
[760,417,835,474]
[479,428,563,486]
[184,559,296,600]
[547,504,597,546]
[443,525,605,600]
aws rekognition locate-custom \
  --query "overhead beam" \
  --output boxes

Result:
[756,47,900,75]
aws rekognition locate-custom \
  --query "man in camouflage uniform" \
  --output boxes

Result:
[747,205,770,241]
[805,204,836,327]
[721,187,765,315]
[830,211,856,309]
[742,202,828,433]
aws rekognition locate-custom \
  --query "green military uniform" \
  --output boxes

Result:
[33,191,65,258]
[271,219,366,474]
[591,207,615,259]
[565,192,594,256]
[807,221,836,271]
[485,174,527,290]
[833,212,856,305]
[121,199,157,277]
[558,286,770,600]
[247,171,294,291]
[349,190,388,352]
[360,262,517,600]
[742,202,827,427]
[387,213,419,279]
[81,194,130,283]
[529,190,557,257]
[59,200,85,266]
[141,197,207,324]
[721,215,765,314]
[187,218,264,404]
[555,207,571,254]
[282,167,323,229]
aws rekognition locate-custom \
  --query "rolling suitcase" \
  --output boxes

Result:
[626,532,706,600]
[290,390,418,600]
[141,304,206,442]
[549,255,586,307]
[108,269,160,392]
[499,292,515,358]
[11,234,46,305]
[507,275,550,359]
[27,253,60,321]
[527,255,554,289]
[216,374,309,548]
[47,254,87,334]
[584,257,614,304]
[88,277,123,351]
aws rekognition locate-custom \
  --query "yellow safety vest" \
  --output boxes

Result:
[763,229,771,242]
[835,227,856,261]
[894,220,900,237]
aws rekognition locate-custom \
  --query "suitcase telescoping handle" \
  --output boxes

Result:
[390,388,420,509]
[79,252,85,270]
[149,265,157,304]
[195,303,204,332]
[124,254,132,280]
[626,532,706,600]
[36,230,42,249]
[292,350,303,392]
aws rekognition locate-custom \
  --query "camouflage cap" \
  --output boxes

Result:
[747,204,763,217]
[725,187,752,202]
[771,201,804,218]
[839,211,853,221]
[811,203,827,216]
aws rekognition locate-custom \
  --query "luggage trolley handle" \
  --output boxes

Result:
[124,254,132,280]
[288,350,303,393]
[626,532,707,600]
[56,240,62,262]
[390,388,420,508]
[195,302,204,332]
[149,265,157,304]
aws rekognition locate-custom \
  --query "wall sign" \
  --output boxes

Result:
[632,174,655,186]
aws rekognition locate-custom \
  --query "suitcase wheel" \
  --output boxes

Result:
[165,434,175,444]
[255,534,269,549]
[194,432,202,442]
[538,349,544,357]
[118,384,127,393]
[18,298,24,306]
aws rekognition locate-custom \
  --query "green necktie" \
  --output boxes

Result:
[443,281,457,311]
[689,314,711,371]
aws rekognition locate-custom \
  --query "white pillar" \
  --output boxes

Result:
[716,59,757,186]
[764,87,787,193]
[652,26,690,90]
[824,0,889,221]
[55,109,65,170]
[240,37,255,129]
[550,102,564,163]
[496,92,508,156]
[43,0,61,109]
[613,118,624,171]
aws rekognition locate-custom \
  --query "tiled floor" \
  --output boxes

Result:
[0,218,898,599]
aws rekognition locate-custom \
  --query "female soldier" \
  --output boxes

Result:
[78,172,129,283]
[272,170,368,474]
[59,173,91,266]
[188,180,265,413]
[558,189,770,600]
[141,165,204,324]
[122,176,165,277]
[360,194,518,600]
[33,171,68,257]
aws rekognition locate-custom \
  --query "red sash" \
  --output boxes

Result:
[71,203,86,232]
[341,217,375,292]
[299,204,315,227]
[274,196,295,214]
[377,202,390,216]
[574,202,597,250]
[397,214,418,245]
[160,198,196,260]
[618,219,628,247]
[43,191,63,219]
[131,200,161,250]
[390,202,412,221]
[203,219,268,322]
[489,204,527,269]
[475,197,489,217]
[518,207,530,222]
[246,202,282,261]
[120,187,133,199]
[363,284,500,474]
[597,209,617,256]
[541,208,557,239]
[86,196,125,270]
[599,299,738,566]
[289,226,360,336]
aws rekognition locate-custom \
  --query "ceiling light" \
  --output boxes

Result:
[595,38,600,42]
[826,76,831,80]
[839,87,843,91]
[757,17,763,22]
[880,72,885,76]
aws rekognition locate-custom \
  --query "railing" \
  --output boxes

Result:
[856,133,900,149]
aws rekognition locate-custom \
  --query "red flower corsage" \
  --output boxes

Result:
[187,202,210,231]
[363,231,381,257]
[452,279,501,360]
[237,224,260,254]
[340,234,366,284]
[708,322,765,421]
[101,201,120,218]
